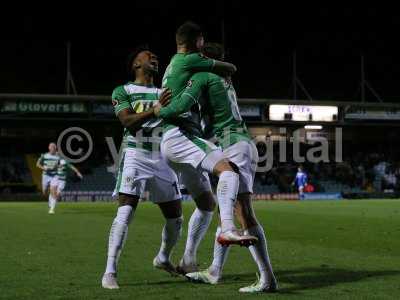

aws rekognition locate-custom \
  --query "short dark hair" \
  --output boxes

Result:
[201,43,224,61]
[126,44,149,77]
[175,21,202,47]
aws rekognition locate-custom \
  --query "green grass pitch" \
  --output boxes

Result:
[0,200,399,299]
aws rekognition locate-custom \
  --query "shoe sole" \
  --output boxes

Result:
[102,285,119,289]
[239,281,279,293]
[185,274,219,285]
[239,286,279,293]
[101,281,119,289]
[217,236,258,247]
[185,275,209,284]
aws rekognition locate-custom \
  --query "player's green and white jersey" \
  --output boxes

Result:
[112,82,162,152]
[198,73,251,149]
[161,52,215,136]
[56,159,72,181]
[37,152,60,176]
[160,72,251,149]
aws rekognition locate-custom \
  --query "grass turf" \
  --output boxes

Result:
[0,200,399,299]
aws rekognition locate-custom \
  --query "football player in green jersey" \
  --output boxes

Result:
[102,46,183,289]
[160,22,258,275]
[156,43,277,293]
[36,142,60,214]
[48,158,83,214]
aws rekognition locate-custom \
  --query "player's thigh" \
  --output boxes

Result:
[161,127,222,174]
[42,175,52,194]
[193,191,216,212]
[158,200,182,219]
[224,141,258,194]
[57,180,66,196]
[50,177,59,195]
[118,193,140,208]
[176,166,215,211]
[148,176,181,207]
[235,193,258,229]
[116,151,147,200]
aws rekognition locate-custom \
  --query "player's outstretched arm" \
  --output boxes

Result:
[70,165,83,179]
[185,53,237,77]
[155,75,204,119]
[212,60,237,77]
[155,92,196,119]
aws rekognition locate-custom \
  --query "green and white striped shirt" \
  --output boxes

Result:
[112,82,162,152]
[56,159,72,181]
[37,153,60,176]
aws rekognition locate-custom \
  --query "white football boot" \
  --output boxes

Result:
[239,274,278,293]
[217,230,258,247]
[101,273,119,289]
[185,269,220,285]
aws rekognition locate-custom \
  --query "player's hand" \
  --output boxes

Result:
[77,173,83,179]
[159,89,172,106]
[153,103,162,117]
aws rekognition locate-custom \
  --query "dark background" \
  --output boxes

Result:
[1,4,399,101]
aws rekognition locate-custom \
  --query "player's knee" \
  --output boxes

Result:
[194,191,216,212]
[118,193,139,209]
[159,200,182,219]
[212,159,231,176]
[166,214,183,225]
[213,159,239,177]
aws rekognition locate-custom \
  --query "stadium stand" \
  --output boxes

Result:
[0,154,36,194]
[0,155,32,184]
[65,165,115,192]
